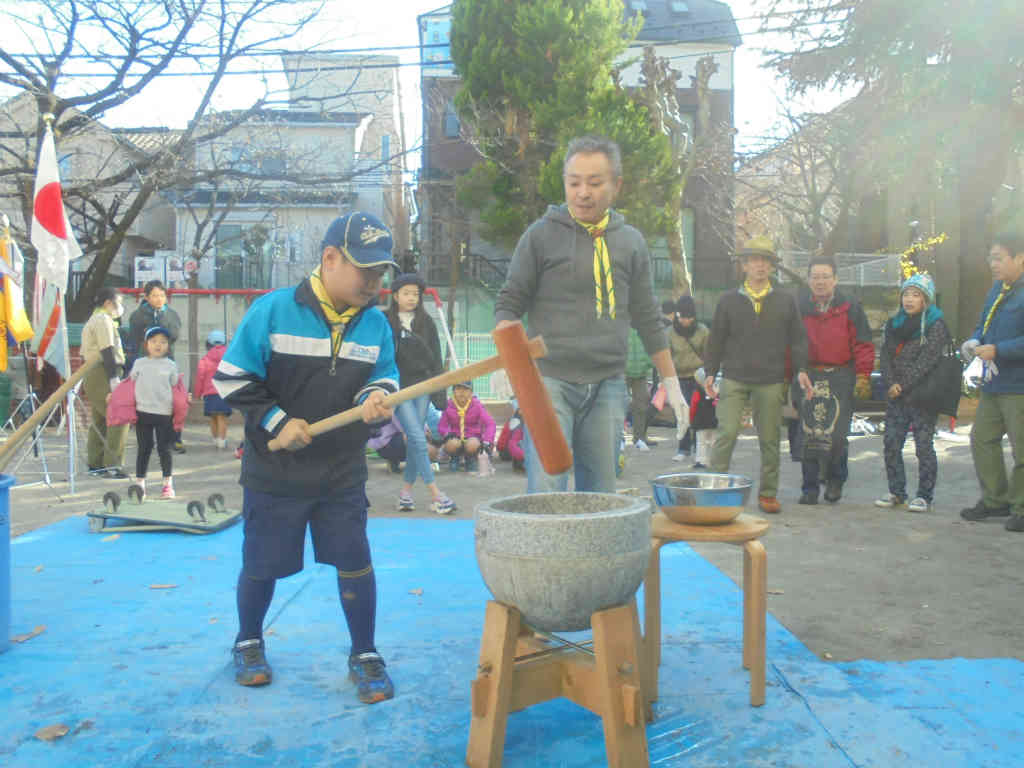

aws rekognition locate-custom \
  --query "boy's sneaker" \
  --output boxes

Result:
[672,453,685,462]
[693,462,707,469]
[431,495,456,515]
[874,493,906,508]
[907,497,930,513]
[161,484,175,499]
[348,651,394,704]
[634,439,650,452]
[173,441,186,454]
[397,492,415,512]
[233,638,272,686]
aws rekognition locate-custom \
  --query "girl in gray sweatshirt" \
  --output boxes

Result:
[129,326,181,499]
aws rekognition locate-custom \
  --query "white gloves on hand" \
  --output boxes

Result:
[960,338,980,361]
[964,356,999,387]
[662,375,690,438]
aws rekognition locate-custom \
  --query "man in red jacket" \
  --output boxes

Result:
[796,254,875,504]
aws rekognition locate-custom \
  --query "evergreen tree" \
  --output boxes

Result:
[451,0,678,247]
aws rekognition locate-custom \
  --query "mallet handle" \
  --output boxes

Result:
[0,356,100,472]
[267,336,548,452]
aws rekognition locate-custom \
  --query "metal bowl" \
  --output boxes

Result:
[650,472,753,525]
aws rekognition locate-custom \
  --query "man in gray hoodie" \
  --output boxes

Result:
[495,135,687,493]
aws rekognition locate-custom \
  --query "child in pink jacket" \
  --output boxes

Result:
[438,381,496,472]
[194,330,231,449]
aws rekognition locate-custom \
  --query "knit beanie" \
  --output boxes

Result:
[675,295,696,318]
[900,273,935,304]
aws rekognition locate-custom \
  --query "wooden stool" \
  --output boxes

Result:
[466,599,649,768]
[642,512,770,707]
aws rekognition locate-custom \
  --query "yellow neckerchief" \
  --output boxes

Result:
[983,282,1013,334]
[743,279,772,315]
[455,396,472,438]
[572,211,615,319]
[310,266,360,361]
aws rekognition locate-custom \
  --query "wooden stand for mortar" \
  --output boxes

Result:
[466,598,649,768]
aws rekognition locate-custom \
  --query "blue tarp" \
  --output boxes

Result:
[2,517,1021,767]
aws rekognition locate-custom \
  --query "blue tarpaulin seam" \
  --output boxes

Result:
[771,661,860,767]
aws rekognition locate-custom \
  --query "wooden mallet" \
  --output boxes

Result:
[267,321,573,475]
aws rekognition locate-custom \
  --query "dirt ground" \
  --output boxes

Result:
[8,407,1021,664]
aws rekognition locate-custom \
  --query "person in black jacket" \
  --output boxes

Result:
[384,273,456,514]
[127,280,186,452]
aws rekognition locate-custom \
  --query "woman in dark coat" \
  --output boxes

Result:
[385,274,456,515]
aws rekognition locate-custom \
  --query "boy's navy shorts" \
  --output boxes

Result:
[240,484,371,580]
[203,393,233,416]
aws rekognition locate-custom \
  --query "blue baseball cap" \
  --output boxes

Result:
[321,212,398,269]
[206,329,226,345]
[145,325,171,342]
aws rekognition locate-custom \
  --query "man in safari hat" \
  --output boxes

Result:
[703,236,812,514]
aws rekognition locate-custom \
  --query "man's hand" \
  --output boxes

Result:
[960,338,980,361]
[495,319,518,330]
[361,390,392,424]
[854,374,872,401]
[662,376,690,438]
[887,383,902,400]
[797,371,813,400]
[275,417,312,452]
[975,344,997,361]
[704,375,718,399]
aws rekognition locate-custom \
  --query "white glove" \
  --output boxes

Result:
[662,375,690,439]
[960,338,980,362]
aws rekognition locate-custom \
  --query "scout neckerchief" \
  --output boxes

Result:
[983,282,1013,334]
[455,396,472,438]
[742,280,772,315]
[311,266,359,371]
[572,211,616,319]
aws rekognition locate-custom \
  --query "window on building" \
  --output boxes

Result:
[670,1,689,13]
[215,224,243,289]
[443,102,460,139]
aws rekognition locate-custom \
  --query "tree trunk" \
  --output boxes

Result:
[187,269,200,390]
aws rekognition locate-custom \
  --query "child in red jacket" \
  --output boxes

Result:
[497,405,525,472]
[194,330,232,449]
[438,381,496,472]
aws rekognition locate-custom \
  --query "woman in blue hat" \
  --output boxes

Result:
[875,273,952,513]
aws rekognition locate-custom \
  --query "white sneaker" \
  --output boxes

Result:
[634,440,650,452]
[431,495,456,515]
[907,496,930,513]
[672,453,685,462]
[874,493,906,508]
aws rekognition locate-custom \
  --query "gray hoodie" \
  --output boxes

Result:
[495,204,667,384]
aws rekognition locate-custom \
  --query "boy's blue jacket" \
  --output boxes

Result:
[214,278,398,497]
[974,277,1024,395]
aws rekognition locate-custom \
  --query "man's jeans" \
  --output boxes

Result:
[971,391,1024,513]
[710,378,785,498]
[524,374,626,494]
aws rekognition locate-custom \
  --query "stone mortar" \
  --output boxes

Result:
[474,492,651,632]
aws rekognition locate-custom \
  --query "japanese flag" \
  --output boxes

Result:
[31,124,81,291]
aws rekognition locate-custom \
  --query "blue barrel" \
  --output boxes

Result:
[0,474,14,654]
